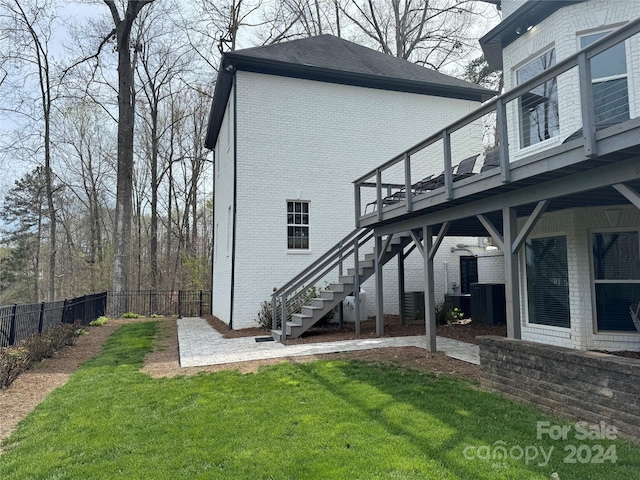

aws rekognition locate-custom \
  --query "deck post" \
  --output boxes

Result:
[423,225,436,353]
[578,51,597,158]
[353,237,361,335]
[398,247,406,326]
[503,207,522,339]
[404,153,412,213]
[376,169,383,222]
[443,130,453,200]
[375,234,384,336]
[496,98,510,183]
[354,183,361,228]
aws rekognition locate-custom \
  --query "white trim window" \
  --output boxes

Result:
[516,48,559,148]
[592,231,640,332]
[525,235,570,328]
[287,201,309,250]
[580,31,629,125]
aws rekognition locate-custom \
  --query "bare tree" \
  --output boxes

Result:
[260,0,343,43]
[0,0,60,300]
[135,2,191,290]
[340,0,489,70]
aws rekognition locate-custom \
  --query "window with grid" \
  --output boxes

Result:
[592,231,639,331]
[287,201,309,250]
[525,236,570,328]
[517,49,560,148]
[580,31,629,125]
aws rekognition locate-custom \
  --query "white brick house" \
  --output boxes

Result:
[204,35,495,330]
[475,0,640,351]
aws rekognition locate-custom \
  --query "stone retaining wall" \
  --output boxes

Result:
[478,336,640,444]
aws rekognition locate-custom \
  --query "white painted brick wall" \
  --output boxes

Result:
[224,71,484,328]
[502,0,640,161]
[518,205,640,351]
[212,95,234,322]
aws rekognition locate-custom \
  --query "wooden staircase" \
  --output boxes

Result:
[272,232,414,341]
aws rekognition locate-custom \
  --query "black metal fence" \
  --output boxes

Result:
[0,292,107,348]
[106,290,211,318]
[0,290,211,348]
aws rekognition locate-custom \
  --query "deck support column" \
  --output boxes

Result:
[503,207,522,339]
[423,225,436,352]
[398,247,406,326]
[374,234,384,336]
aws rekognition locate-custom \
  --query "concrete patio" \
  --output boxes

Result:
[177,317,480,368]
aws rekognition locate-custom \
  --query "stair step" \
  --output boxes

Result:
[319,291,335,300]
[339,275,354,284]
[301,305,323,316]
[347,266,375,276]
[364,253,376,261]
[311,297,331,307]
[271,329,283,341]
[291,313,313,322]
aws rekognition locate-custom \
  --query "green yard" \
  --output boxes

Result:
[1,321,639,479]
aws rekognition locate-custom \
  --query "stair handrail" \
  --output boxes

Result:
[272,227,373,331]
[281,233,372,317]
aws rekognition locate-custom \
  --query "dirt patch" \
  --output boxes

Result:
[204,315,264,338]
[142,317,481,382]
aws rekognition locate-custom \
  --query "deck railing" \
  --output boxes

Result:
[354,17,640,226]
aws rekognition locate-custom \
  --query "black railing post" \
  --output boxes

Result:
[178,291,183,318]
[149,290,153,317]
[38,302,45,334]
[62,299,69,324]
[199,290,203,317]
[8,304,17,346]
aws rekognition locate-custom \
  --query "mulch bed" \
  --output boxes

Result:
[204,314,507,345]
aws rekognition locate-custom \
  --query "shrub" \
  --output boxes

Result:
[0,346,32,388]
[90,316,109,326]
[23,333,55,362]
[122,312,141,318]
[256,286,339,330]
[0,322,84,389]
[435,302,465,325]
[50,322,84,348]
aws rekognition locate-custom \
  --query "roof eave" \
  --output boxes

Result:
[229,54,494,101]
[204,56,234,150]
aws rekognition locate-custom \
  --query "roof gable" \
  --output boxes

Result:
[205,35,495,149]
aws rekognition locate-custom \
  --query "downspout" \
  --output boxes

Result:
[229,68,238,330]
[210,148,215,316]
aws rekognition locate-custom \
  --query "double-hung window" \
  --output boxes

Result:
[580,31,629,125]
[517,49,560,148]
[287,201,309,250]
[592,231,640,331]
[525,235,570,328]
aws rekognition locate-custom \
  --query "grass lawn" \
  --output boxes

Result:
[1,321,639,479]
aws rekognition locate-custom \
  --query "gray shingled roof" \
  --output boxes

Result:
[230,34,491,93]
[205,34,495,149]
